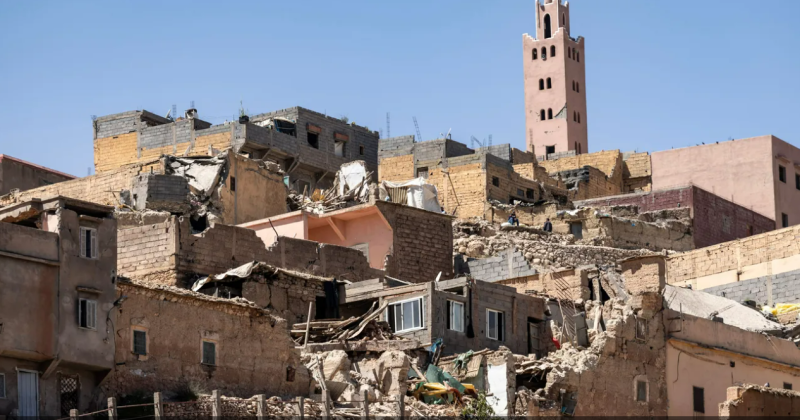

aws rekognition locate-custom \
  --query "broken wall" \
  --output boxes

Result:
[621,151,652,193]
[719,385,800,417]
[219,151,287,225]
[240,270,326,325]
[103,281,309,401]
[0,155,75,195]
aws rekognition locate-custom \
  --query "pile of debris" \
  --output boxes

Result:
[454,218,650,272]
[289,161,372,214]
[291,302,402,345]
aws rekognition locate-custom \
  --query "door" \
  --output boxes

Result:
[18,370,39,418]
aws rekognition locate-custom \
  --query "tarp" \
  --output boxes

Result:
[191,261,260,292]
[486,363,508,415]
[379,178,441,213]
[337,161,370,201]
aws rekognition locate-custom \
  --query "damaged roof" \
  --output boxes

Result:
[663,284,782,332]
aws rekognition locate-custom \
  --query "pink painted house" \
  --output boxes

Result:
[651,135,800,229]
[239,201,454,284]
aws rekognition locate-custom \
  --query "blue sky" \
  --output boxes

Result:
[1,0,798,177]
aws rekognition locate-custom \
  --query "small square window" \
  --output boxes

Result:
[526,188,534,199]
[78,298,97,330]
[492,177,500,187]
[387,297,424,332]
[202,340,217,365]
[359,145,365,156]
[693,386,704,413]
[545,145,556,155]
[79,227,98,259]
[229,176,236,192]
[782,213,789,228]
[447,301,465,332]
[779,165,786,183]
[636,380,647,402]
[335,141,346,158]
[785,382,793,390]
[133,329,147,355]
[516,188,524,197]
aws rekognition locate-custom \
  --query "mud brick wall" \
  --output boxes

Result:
[486,159,542,204]
[576,186,694,212]
[103,282,309,400]
[377,201,454,283]
[539,149,622,179]
[719,386,800,417]
[378,154,415,182]
[429,161,487,218]
[0,164,149,207]
[622,151,651,179]
[667,224,800,284]
[242,272,325,324]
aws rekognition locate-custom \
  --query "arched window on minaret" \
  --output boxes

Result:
[562,13,565,26]
[541,47,547,60]
[540,110,546,121]
[577,52,580,62]
[568,48,571,58]
[532,49,537,60]
[550,46,556,57]
[544,14,552,39]
[546,78,552,89]
[539,79,545,90]
[547,109,553,120]
[572,48,576,59]
[576,82,580,93]
[573,111,577,121]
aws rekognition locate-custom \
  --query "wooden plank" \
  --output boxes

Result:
[303,339,423,353]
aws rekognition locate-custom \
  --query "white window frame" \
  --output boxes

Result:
[78,298,97,330]
[201,339,218,366]
[79,227,98,259]
[448,300,465,332]
[387,297,425,333]
[486,309,504,341]
[0,372,5,398]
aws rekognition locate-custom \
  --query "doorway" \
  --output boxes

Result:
[17,370,39,418]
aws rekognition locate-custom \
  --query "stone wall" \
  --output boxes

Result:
[103,281,309,401]
[240,269,326,324]
[719,385,800,417]
[667,224,800,285]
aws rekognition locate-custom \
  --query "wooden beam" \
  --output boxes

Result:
[326,217,346,242]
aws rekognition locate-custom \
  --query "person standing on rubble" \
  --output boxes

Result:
[509,212,520,226]
[543,218,553,232]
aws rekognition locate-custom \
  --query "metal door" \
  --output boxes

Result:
[17,370,39,418]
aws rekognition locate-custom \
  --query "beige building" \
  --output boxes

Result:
[652,135,800,228]
[523,0,588,157]
[0,197,117,418]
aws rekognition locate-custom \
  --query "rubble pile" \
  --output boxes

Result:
[289,161,372,214]
[454,218,651,272]
[291,302,403,344]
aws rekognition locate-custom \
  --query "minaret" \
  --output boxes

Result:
[523,0,587,157]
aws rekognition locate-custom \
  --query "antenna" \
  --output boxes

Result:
[470,136,484,148]
[386,112,391,138]
[413,116,422,142]
[445,128,452,140]
[172,104,177,121]
[379,129,384,139]
[90,115,97,121]
[190,100,195,109]
[488,134,493,147]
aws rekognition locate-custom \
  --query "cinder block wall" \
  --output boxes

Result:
[702,268,800,306]
[457,248,537,283]
[667,224,800,285]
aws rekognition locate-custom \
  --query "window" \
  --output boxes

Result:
[550,46,556,57]
[568,48,571,58]
[133,329,147,355]
[447,301,464,332]
[636,380,647,402]
[539,79,544,90]
[546,145,556,155]
[547,108,553,119]
[577,143,582,154]
[492,176,500,187]
[577,51,580,62]
[541,47,547,60]
[335,140,346,157]
[573,111,577,122]
[796,173,800,190]
[532,49,537,60]
[0,373,5,398]
[747,224,753,236]
[576,82,580,93]
[572,81,575,91]
[416,167,429,179]
[562,13,565,26]
[635,317,647,340]
[526,188,534,199]
[540,109,546,121]
[388,297,424,332]
[59,374,80,416]
[229,176,236,192]
[785,382,793,390]
[693,386,705,413]
[782,213,789,228]
[544,14,552,39]
[79,227,97,259]
[577,112,581,123]
[78,298,97,330]
[307,132,319,149]
[572,48,576,59]
[359,145,365,156]
[546,78,552,89]
[779,165,786,183]
[516,188,525,197]
[202,340,217,365]
[486,309,504,341]
[570,222,583,239]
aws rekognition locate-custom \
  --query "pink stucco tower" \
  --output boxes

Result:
[523,0,587,157]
